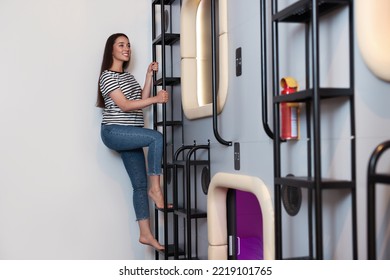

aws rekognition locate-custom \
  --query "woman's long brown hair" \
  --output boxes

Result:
[96,33,130,108]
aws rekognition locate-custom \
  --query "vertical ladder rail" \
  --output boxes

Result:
[160,0,170,260]
[151,1,159,261]
[271,0,283,260]
[311,0,324,260]
[348,0,358,260]
[304,21,314,260]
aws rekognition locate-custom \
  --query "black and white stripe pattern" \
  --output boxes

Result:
[99,70,144,126]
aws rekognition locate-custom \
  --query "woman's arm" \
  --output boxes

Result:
[108,89,154,112]
[108,61,168,112]
[141,62,157,100]
[109,88,168,112]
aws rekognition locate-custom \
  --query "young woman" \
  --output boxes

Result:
[97,33,170,251]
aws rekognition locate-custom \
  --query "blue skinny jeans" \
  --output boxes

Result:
[101,124,163,221]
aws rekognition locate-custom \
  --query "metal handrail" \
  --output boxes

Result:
[173,141,210,259]
[260,0,275,140]
[367,140,390,259]
[211,0,232,146]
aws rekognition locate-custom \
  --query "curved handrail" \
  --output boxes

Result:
[174,142,210,161]
[260,0,275,140]
[211,0,232,146]
[368,141,390,177]
[186,144,210,162]
[174,144,197,161]
[367,140,390,259]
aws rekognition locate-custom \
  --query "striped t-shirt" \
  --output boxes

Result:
[99,70,144,126]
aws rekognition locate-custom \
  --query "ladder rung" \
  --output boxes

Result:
[154,77,181,86]
[153,33,180,46]
[155,120,183,127]
[174,208,207,219]
[173,160,209,166]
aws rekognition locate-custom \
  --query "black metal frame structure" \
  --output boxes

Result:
[152,0,182,260]
[152,0,211,260]
[263,0,357,259]
[173,142,210,259]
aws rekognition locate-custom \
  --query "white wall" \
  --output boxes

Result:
[0,0,155,259]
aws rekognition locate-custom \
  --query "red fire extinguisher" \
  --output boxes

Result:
[280,77,299,140]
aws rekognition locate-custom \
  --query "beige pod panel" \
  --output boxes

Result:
[356,0,390,82]
[181,0,229,120]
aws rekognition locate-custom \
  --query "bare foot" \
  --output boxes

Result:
[139,235,164,251]
[148,188,173,209]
